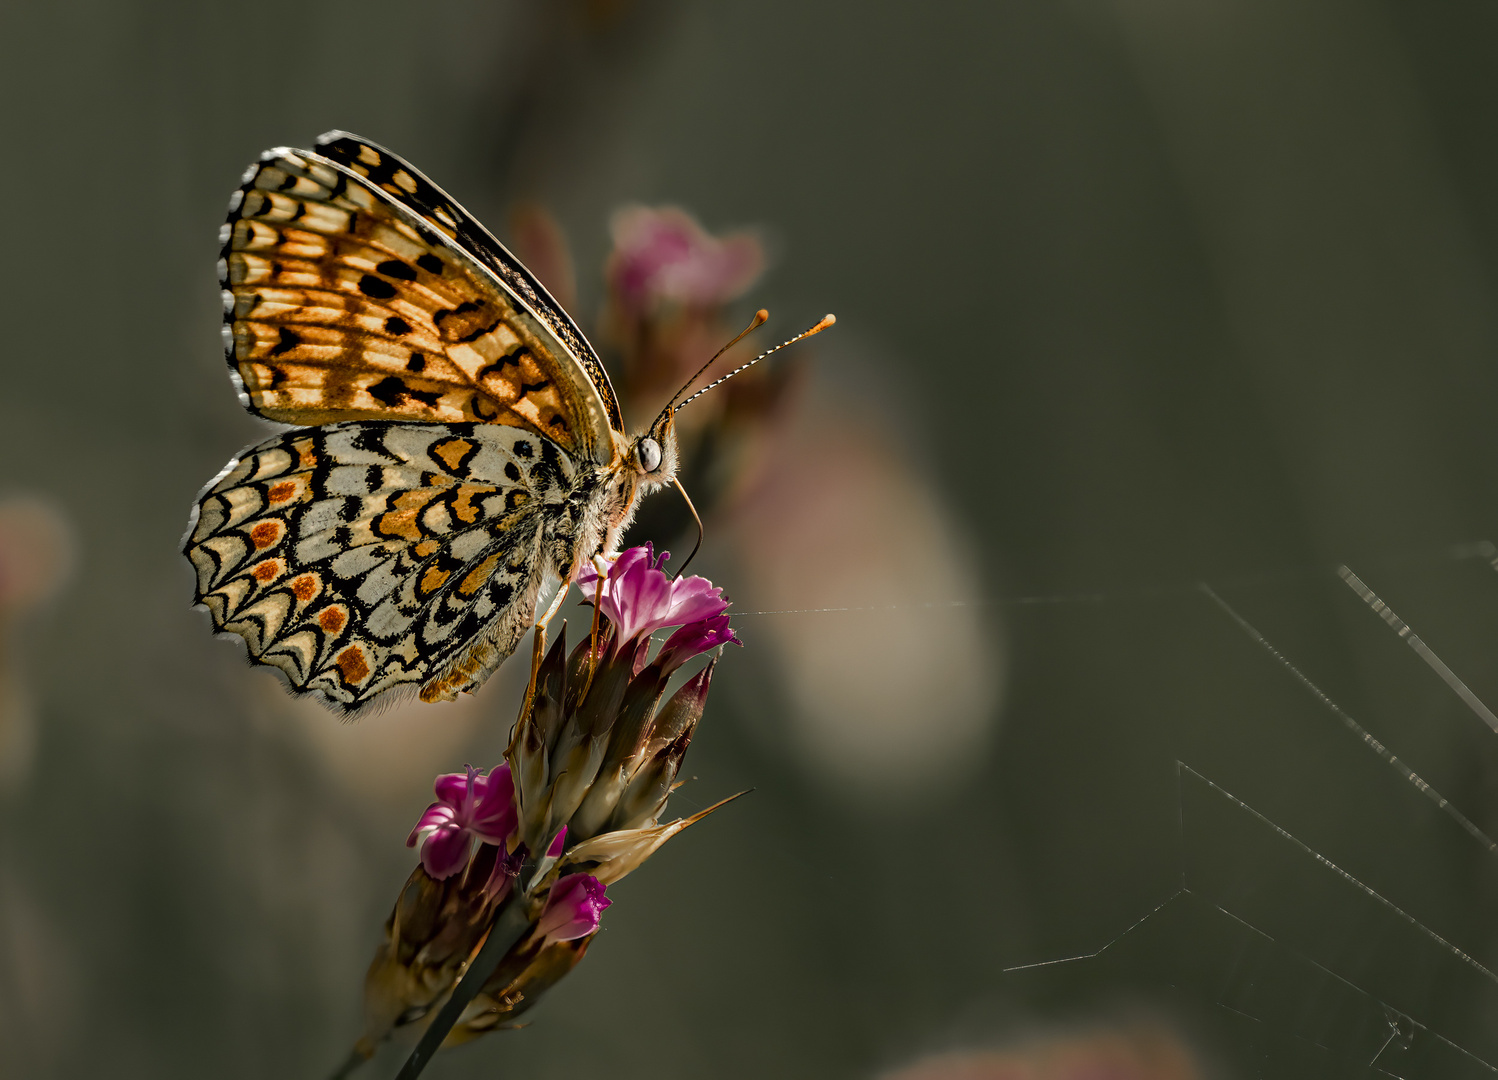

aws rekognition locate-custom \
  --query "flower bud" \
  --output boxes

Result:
[535,874,610,942]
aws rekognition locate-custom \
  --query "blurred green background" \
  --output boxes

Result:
[5,1,1498,1077]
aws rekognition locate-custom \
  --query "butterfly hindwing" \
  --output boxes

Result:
[219,147,614,462]
[185,421,574,710]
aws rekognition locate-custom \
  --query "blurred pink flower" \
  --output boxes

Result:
[536,874,611,943]
[406,764,518,880]
[606,206,764,313]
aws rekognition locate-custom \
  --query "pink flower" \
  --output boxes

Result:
[576,545,731,658]
[606,206,764,314]
[535,874,611,942]
[407,764,518,880]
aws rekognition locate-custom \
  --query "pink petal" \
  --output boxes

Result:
[546,826,568,858]
[419,824,472,880]
[431,771,471,807]
[605,548,673,645]
[656,614,740,674]
[660,576,728,627]
[467,815,516,848]
[406,803,456,847]
[468,765,517,841]
[608,545,653,582]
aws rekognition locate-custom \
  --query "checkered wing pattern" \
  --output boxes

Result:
[185,421,573,711]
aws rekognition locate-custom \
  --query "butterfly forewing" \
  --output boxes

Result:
[220,147,606,460]
[187,421,573,709]
[313,130,624,443]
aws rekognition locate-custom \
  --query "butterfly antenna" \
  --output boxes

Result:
[670,477,705,579]
[654,309,770,429]
[675,314,836,411]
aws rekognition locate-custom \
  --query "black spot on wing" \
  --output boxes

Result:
[376,259,416,281]
[367,377,409,407]
[416,253,444,275]
[350,427,396,456]
[384,315,412,335]
[270,327,300,356]
[359,274,397,300]
[456,318,503,345]
[476,346,524,383]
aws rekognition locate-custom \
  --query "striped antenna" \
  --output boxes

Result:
[674,314,836,412]
[664,309,768,415]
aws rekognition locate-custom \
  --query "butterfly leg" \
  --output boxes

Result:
[578,571,607,703]
[523,578,574,706]
[587,558,608,666]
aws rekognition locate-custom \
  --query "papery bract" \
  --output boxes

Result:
[536,874,611,942]
[407,764,518,880]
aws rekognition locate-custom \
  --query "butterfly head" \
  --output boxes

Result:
[629,411,679,490]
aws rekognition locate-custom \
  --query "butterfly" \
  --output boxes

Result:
[184,131,831,713]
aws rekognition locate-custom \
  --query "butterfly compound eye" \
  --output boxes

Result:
[635,437,663,474]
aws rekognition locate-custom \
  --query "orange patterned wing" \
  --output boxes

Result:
[312,131,623,441]
[219,146,618,464]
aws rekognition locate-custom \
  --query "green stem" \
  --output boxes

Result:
[393,893,536,1080]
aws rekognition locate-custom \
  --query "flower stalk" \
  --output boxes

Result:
[336,547,741,1078]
